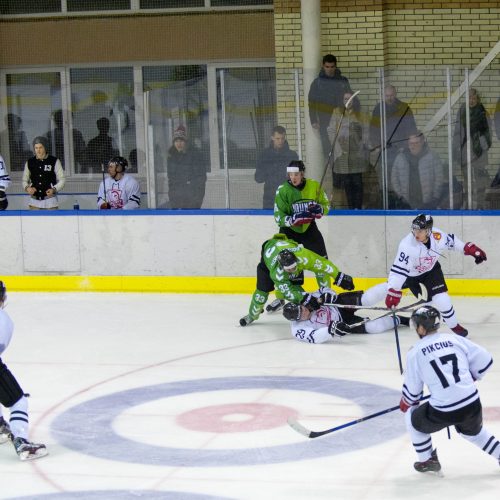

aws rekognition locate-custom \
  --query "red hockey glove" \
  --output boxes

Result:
[290,211,314,226]
[399,397,413,413]
[464,242,487,264]
[385,288,402,309]
[308,202,323,219]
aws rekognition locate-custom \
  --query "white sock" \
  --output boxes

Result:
[361,282,387,306]
[431,292,458,329]
[460,428,500,461]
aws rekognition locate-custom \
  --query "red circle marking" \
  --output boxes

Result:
[176,403,298,433]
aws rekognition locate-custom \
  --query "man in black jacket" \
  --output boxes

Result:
[308,54,351,158]
[254,126,298,209]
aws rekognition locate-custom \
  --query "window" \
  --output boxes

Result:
[0,0,60,15]
[67,0,131,11]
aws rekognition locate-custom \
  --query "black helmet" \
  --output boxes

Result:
[411,305,440,333]
[287,160,305,173]
[278,249,298,272]
[412,214,433,233]
[108,156,128,172]
[283,302,301,321]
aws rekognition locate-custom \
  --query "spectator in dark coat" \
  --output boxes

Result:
[254,126,298,209]
[167,126,207,209]
[85,117,119,173]
[308,54,351,158]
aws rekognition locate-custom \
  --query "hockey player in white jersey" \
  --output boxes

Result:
[400,305,499,474]
[0,153,11,210]
[0,281,48,461]
[97,156,141,210]
[282,287,409,343]
[382,213,486,337]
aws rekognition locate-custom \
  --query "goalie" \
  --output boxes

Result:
[283,287,410,344]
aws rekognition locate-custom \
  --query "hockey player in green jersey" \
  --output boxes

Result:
[239,234,354,326]
[270,160,330,313]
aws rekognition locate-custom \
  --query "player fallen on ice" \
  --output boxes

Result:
[0,281,48,461]
[382,213,486,337]
[282,287,410,343]
[400,305,499,474]
[239,234,355,327]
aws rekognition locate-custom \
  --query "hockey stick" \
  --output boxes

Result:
[288,395,430,439]
[317,90,361,199]
[392,309,403,374]
[101,163,107,206]
[346,284,429,329]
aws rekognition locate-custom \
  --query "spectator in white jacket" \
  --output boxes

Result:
[391,131,446,210]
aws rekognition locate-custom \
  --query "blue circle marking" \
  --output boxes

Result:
[51,376,403,466]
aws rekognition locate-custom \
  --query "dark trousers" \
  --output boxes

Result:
[278,220,328,258]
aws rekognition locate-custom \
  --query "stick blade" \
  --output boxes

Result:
[287,417,312,438]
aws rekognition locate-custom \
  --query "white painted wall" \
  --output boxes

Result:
[0,213,497,278]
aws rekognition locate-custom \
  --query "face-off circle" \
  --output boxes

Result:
[51,376,403,466]
[176,402,298,433]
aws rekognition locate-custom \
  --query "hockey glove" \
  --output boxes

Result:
[308,202,323,219]
[290,211,314,226]
[0,190,7,211]
[463,242,487,264]
[328,321,348,337]
[385,288,402,309]
[319,286,337,304]
[301,293,321,312]
[399,397,417,413]
[334,272,355,291]
[99,202,111,210]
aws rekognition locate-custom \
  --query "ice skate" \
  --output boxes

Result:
[239,315,254,327]
[12,436,48,461]
[266,299,285,313]
[414,449,442,476]
[451,324,468,337]
[0,417,11,444]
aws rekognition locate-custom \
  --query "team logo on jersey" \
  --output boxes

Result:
[415,255,436,273]
[432,232,441,240]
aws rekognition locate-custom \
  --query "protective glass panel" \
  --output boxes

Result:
[70,67,136,173]
[211,0,272,5]
[145,65,209,209]
[67,0,131,11]
[0,0,61,14]
[218,67,277,208]
[4,72,62,172]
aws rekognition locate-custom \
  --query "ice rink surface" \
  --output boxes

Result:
[0,291,499,500]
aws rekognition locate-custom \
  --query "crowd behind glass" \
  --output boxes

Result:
[1,63,500,211]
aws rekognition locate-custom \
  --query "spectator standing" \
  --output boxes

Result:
[391,131,446,209]
[0,153,11,210]
[5,114,30,172]
[453,88,492,209]
[22,136,65,210]
[167,126,207,209]
[369,85,417,203]
[254,126,298,209]
[97,156,140,210]
[308,54,351,158]
[327,91,368,209]
[86,117,119,173]
[45,110,86,173]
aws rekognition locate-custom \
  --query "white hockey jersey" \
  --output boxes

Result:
[402,331,493,412]
[388,228,466,290]
[0,154,11,191]
[290,304,342,344]
[97,174,141,210]
[0,309,14,355]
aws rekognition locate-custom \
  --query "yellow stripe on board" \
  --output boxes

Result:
[2,276,500,295]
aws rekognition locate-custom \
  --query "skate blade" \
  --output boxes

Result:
[19,448,49,461]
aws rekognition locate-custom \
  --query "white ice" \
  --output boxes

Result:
[0,292,499,500]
